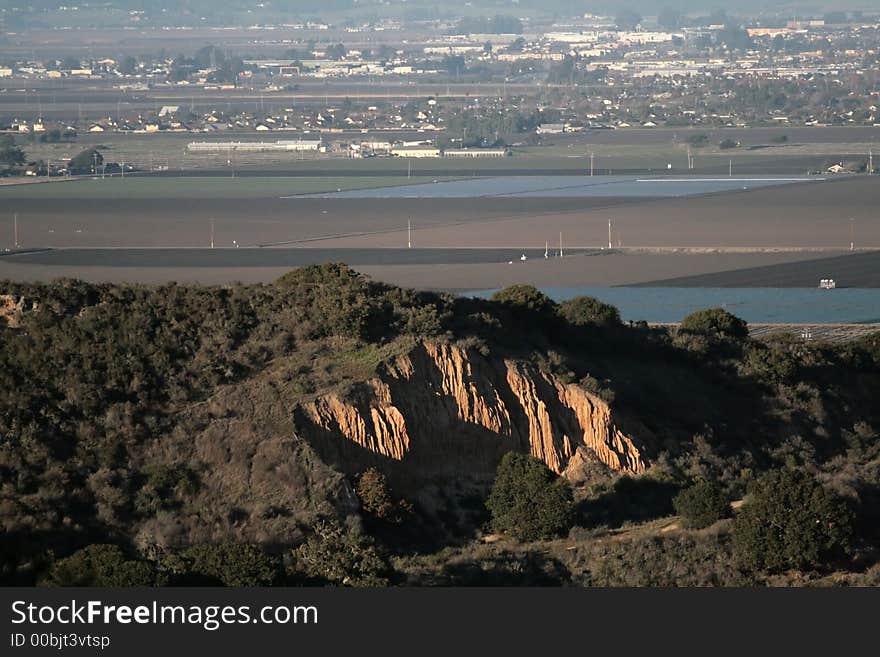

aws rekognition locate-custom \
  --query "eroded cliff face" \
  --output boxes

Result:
[296,342,652,480]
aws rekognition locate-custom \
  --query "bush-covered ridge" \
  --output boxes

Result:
[1,265,878,586]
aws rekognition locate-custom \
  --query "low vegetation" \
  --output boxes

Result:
[0,268,878,586]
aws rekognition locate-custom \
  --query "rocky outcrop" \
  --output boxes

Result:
[0,294,36,328]
[296,342,652,480]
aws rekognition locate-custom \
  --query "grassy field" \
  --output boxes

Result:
[0,176,453,200]
[20,127,879,177]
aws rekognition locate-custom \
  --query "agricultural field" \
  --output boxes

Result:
[0,171,876,297]
[0,176,451,200]
[14,125,880,177]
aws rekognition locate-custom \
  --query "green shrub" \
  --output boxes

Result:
[673,480,731,529]
[355,468,411,523]
[491,285,555,314]
[165,543,281,586]
[43,545,156,587]
[680,307,748,340]
[486,452,574,541]
[357,468,395,520]
[290,520,390,586]
[0,135,25,166]
[732,469,853,572]
[558,296,621,328]
[275,264,385,340]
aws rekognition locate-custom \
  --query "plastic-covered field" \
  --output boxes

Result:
[296,175,819,199]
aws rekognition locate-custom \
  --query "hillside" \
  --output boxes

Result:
[1,264,878,586]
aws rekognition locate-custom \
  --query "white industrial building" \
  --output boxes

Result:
[187,140,324,152]
[390,145,441,158]
[443,148,509,158]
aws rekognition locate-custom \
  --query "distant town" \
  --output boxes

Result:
[2,11,880,142]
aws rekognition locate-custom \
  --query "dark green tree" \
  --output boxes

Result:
[0,135,25,166]
[326,43,347,60]
[491,285,555,314]
[375,45,397,62]
[69,148,103,174]
[558,296,620,328]
[687,133,710,148]
[673,480,731,529]
[615,9,643,31]
[680,308,748,340]
[43,545,156,587]
[61,56,81,71]
[118,55,138,75]
[486,452,574,541]
[732,469,853,572]
[443,55,466,76]
[166,543,280,586]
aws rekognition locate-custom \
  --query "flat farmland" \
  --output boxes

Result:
[1,174,876,252]
[0,178,618,249]
[0,171,876,291]
[0,176,451,201]
[301,176,880,250]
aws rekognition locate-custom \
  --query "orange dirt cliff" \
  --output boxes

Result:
[295,341,653,481]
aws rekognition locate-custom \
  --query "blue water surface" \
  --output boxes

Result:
[466,287,880,324]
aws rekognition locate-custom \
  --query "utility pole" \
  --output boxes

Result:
[13,213,19,249]
[558,232,563,258]
[407,219,412,248]
[869,149,874,174]
[850,217,855,251]
[210,218,215,249]
[608,219,612,249]
[729,159,733,177]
